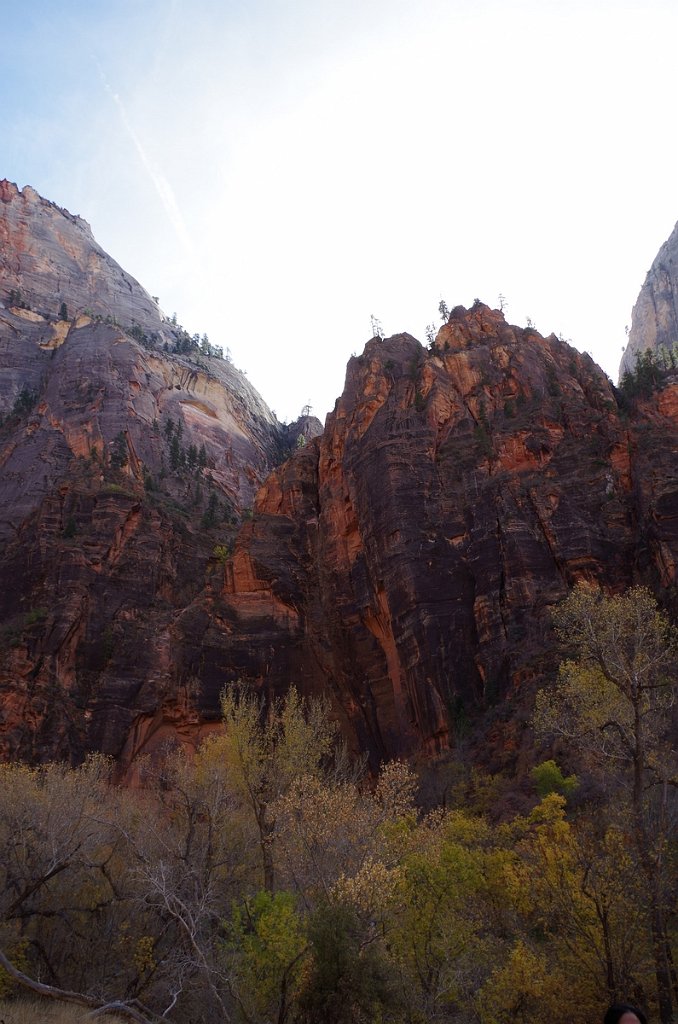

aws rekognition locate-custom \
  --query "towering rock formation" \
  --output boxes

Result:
[620,219,678,376]
[0,181,307,763]
[2,182,678,778]
[172,304,678,774]
[0,179,281,525]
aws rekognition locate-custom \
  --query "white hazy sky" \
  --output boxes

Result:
[3,0,677,422]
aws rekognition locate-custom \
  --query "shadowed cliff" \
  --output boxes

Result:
[171,303,678,774]
[2,182,678,777]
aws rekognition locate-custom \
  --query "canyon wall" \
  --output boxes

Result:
[0,181,300,763]
[175,304,678,773]
[2,181,678,777]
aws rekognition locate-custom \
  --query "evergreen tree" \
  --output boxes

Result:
[201,491,219,529]
[109,432,128,469]
[169,434,181,471]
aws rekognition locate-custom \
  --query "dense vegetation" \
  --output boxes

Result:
[0,587,675,1024]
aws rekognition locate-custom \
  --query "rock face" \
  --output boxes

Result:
[3,182,678,777]
[176,304,678,773]
[620,219,678,376]
[0,179,162,330]
[0,181,293,763]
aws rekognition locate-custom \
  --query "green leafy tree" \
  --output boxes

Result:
[503,795,646,1016]
[62,515,77,539]
[226,890,307,1024]
[531,759,578,799]
[619,349,664,399]
[12,386,37,417]
[388,809,506,1022]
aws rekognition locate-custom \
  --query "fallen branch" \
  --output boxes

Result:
[0,947,157,1023]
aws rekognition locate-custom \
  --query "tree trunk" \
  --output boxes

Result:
[258,802,275,891]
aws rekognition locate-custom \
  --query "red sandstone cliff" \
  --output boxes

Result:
[172,304,678,774]
[0,181,304,763]
[2,181,678,776]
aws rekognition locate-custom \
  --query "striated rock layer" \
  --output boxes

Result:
[174,304,678,774]
[0,181,313,764]
[620,218,678,376]
[2,180,678,776]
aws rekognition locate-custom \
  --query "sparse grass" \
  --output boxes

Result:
[0,998,125,1023]
[100,483,137,499]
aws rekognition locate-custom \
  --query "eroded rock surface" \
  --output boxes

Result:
[3,181,678,776]
[620,218,678,375]
[178,304,678,773]
[0,179,162,330]
[0,181,292,763]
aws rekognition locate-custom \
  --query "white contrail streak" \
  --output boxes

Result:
[99,67,195,258]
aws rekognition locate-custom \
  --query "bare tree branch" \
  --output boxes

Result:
[0,946,159,1024]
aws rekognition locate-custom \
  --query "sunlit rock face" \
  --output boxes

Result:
[0,179,162,331]
[620,218,678,376]
[182,304,678,772]
[0,181,295,764]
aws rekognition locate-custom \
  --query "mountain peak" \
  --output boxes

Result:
[0,178,161,331]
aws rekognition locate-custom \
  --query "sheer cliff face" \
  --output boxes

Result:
[182,305,678,770]
[620,219,678,376]
[3,182,678,773]
[0,179,163,331]
[0,181,286,763]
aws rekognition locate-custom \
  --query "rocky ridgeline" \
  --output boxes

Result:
[1,181,677,779]
[0,181,320,764]
[0,178,163,331]
[173,302,678,776]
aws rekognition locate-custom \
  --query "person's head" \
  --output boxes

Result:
[604,1004,648,1024]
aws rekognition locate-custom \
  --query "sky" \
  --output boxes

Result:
[2,0,677,423]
